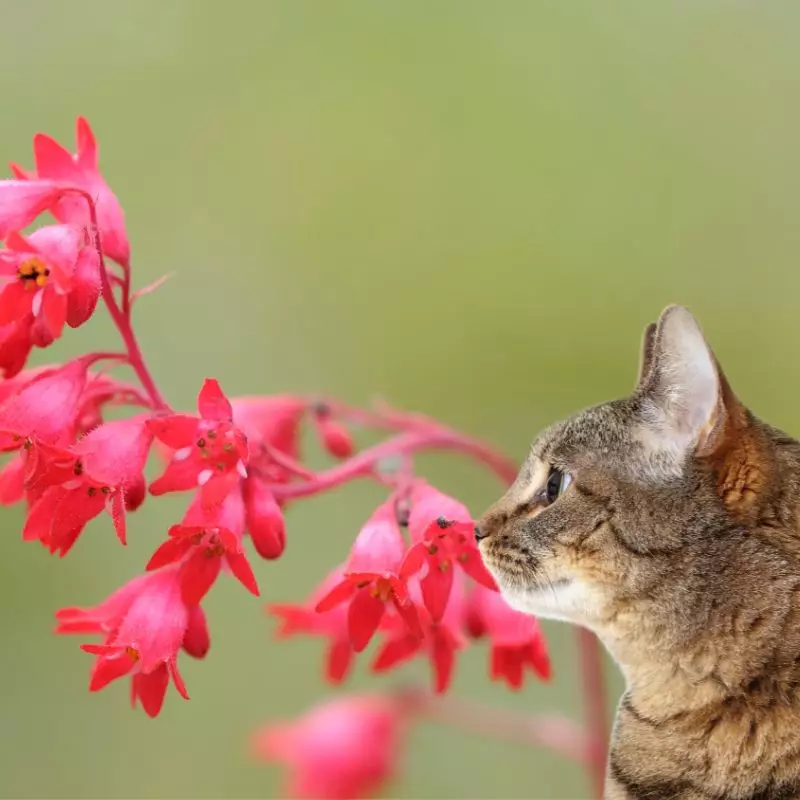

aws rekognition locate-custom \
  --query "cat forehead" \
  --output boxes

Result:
[531,400,637,468]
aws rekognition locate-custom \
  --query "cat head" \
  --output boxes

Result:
[477,305,782,640]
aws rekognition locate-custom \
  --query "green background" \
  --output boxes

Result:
[2,2,800,798]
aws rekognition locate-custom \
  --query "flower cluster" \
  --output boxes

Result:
[0,120,571,799]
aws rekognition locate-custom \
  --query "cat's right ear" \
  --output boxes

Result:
[636,306,725,458]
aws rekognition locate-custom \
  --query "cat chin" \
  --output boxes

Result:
[497,578,600,626]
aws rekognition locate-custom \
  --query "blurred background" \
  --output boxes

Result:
[1,1,799,797]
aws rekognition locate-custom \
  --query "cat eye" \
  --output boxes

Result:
[545,468,573,504]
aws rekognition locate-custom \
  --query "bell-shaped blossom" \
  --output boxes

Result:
[0,225,100,347]
[315,499,420,652]
[0,180,66,239]
[311,406,354,459]
[268,565,355,685]
[146,488,259,604]
[57,566,192,717]
[464,583,551,689]
[148,378,248,508]
[0,357,90,450]
[372,575,467,694]
[252,694,406,799]
[10,117,130,266]
[244,476,286,559]
[400,481,495,621]
[22,415,153,554]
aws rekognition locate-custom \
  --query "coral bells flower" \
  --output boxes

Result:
[400,481,495,622]
[148,378,248,508]
[243,476,286,559]
[0,225,100,348]
[252,694,406,800]
[372,576,467,694]
[269,565,355,685]
[464,583,551,689]
[311,404,354,459]
[0,180,66,240]
[10,117,130,266]
[22,414,153,554]
[146,488,259,604]
[0,356,90,449]
[56,566,192,717]
[315,499,420,652]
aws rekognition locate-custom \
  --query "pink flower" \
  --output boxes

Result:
[268,565,355,685]
[244,476,286,559]
[148,379,248,508]
[0,357,90,450]
[464,583,551,689]
[372,574,467,694]
[311,405,354,459]
[315,498,420,652]
[0,316,34,378]
[22,415,153,554]
[0,180,66,240]
[146,488,259,604]
[11,117,130,266]
[0,225,100,346]
[57,566,192,717]
[252,694,406,799]
[400,481,495,621]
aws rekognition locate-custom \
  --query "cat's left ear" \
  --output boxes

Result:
[637,305,734,456]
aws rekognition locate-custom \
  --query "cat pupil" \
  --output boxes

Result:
[546,469,564,503]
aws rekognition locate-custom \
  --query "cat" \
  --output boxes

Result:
[476,305,800,799]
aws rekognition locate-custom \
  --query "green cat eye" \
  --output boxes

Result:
[545,468,573,503]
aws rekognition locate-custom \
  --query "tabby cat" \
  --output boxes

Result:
[476,306,800,799]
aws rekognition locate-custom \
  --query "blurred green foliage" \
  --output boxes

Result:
[1,2,799,797]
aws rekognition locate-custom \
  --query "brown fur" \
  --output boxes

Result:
[477,306,800,799]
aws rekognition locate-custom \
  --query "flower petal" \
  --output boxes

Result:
[225,549,260,596]
[325,638,354,685]
[197,378,232,421]
[421,562,454,622]
[180,550,221,605]
[347,587,385,653]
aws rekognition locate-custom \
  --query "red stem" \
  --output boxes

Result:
[402,689,592,766]
[71,189,168,411]
[577,629,609,798]
[269,430,518,500]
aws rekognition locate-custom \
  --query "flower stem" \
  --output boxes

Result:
[400,689,592,766]
[576,629,609,798]
[269,429,518,500]
[71,189,169,412]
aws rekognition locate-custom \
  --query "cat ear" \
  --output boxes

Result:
[634,322,657,390]
[638,306,723,454]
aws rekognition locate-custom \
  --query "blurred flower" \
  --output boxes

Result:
[252,694,406,799]
[312,405,354,459]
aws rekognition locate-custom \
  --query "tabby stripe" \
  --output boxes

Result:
[608,755,706,799]
[607,520,677,558]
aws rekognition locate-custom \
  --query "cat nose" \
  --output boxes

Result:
[474,524,488,542]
